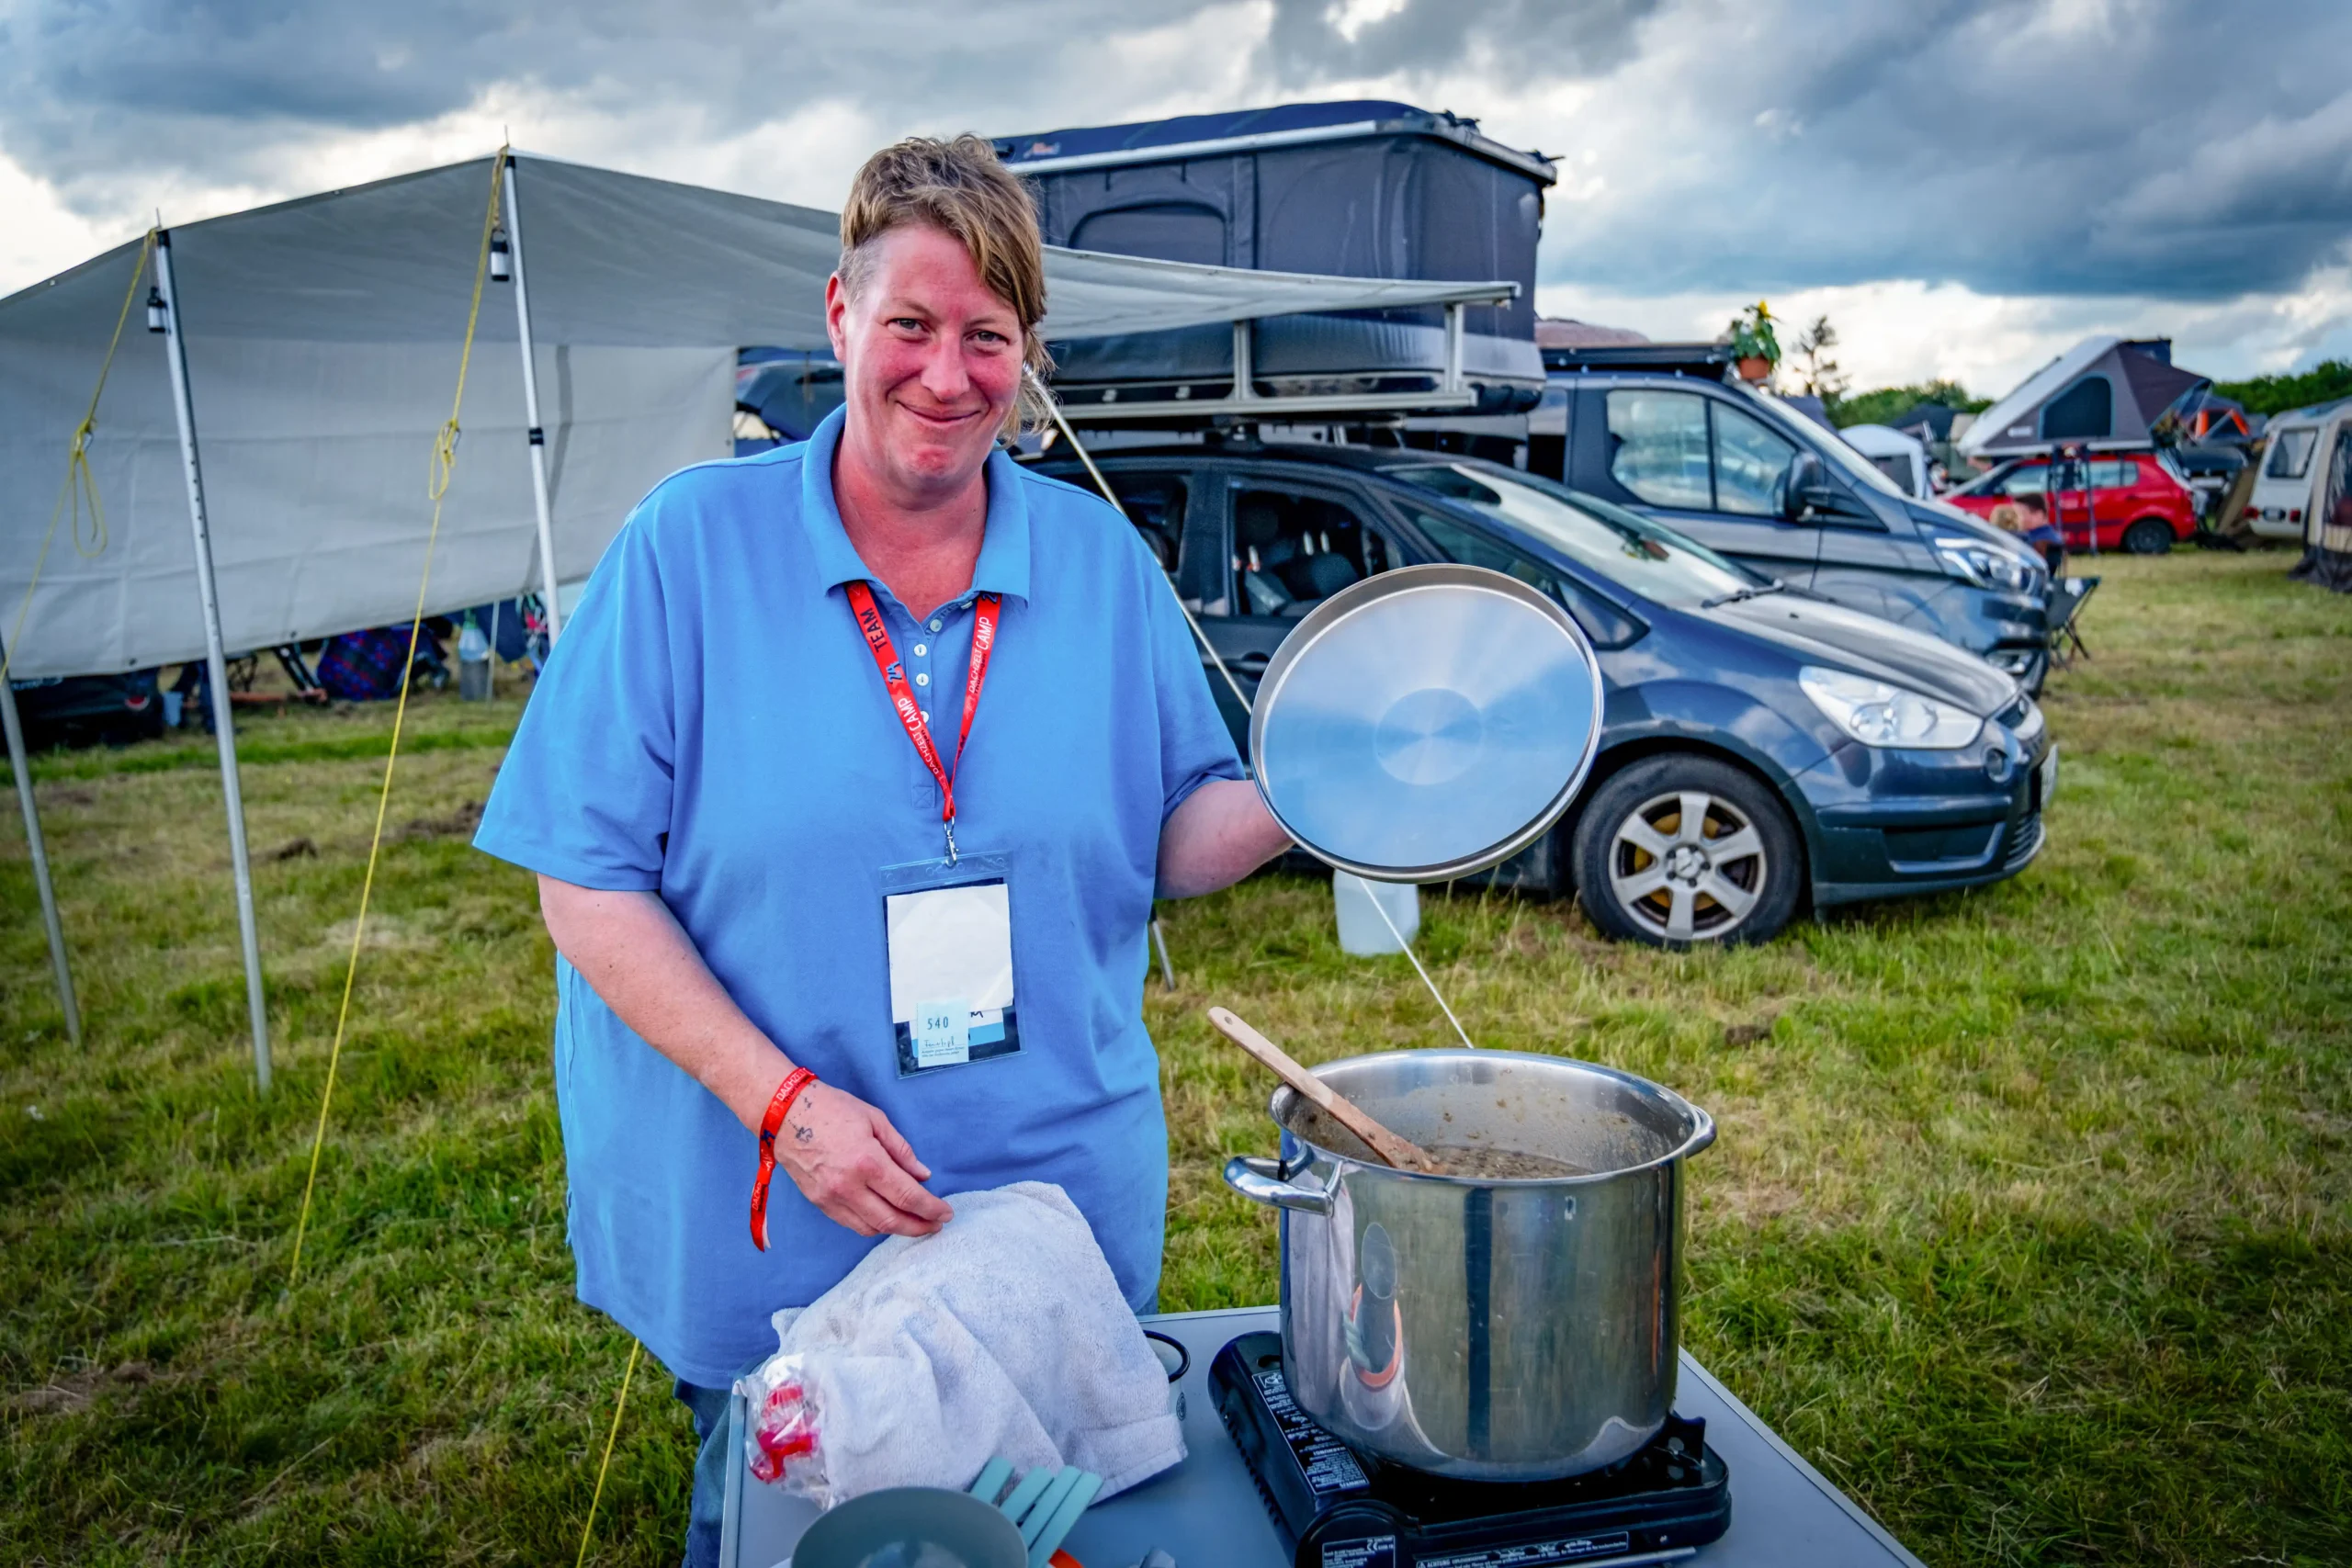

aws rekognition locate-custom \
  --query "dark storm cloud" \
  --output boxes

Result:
[1527,0,2352,299]
[4,0,2349,304]
[1259,0,1662,88]
[0,0,1207,190]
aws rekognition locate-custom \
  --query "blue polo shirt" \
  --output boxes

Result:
[473,406,1242,1386]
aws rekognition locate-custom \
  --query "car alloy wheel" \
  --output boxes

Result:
[1572,753,1804,948]
[1608,789,1770,942]
[2121,517,2174,556]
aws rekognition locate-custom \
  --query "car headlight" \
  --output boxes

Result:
[1800,666,1984,750]
[1935,536,2041,594]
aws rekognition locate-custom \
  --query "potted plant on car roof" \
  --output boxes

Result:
[1726,300,1780,384]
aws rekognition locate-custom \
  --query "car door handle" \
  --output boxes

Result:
[1227,652,1271,675]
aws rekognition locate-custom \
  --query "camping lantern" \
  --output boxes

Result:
[146,286,167,333]
[490,228,512,283]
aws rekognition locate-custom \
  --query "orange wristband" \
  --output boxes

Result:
[751,1067,819,1252]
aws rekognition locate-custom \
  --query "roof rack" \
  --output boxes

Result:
[1053,290,1524,425]
[1541,342,1734,378]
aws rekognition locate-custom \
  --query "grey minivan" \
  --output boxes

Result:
[1535,372,2054,692]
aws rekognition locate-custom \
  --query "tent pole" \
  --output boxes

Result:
[154,230,272,1094]
[2082,448,2099,558]
[501,154,565,642]
[0,649,81,1046]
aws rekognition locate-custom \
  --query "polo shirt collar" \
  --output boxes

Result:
[800,404,1031,604]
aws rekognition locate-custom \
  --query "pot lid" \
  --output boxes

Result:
[1249,565,1604,882]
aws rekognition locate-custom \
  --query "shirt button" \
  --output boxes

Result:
[928,618,944,632]
[913,643,928,657]
[914,671,930,686]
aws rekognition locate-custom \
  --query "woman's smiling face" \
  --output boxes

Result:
[826,222,1025,498]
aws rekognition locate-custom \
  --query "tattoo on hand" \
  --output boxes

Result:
[794,1123,815,1144]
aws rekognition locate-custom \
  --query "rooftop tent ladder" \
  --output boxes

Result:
[153,228,272,1092]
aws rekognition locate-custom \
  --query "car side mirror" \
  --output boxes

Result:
[1781,451,1826,521]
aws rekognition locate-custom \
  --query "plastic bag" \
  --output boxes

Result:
[735,1353,827,1497]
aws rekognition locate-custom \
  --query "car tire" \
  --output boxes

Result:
[2121,517,2174,556]
[1572,754,1804,948]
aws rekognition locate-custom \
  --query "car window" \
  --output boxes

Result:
[1605,390,1713,509]
[2267,428,2317,479]
[1712,401,1799,515]
[1867,452,1914,491]
[1226,486,1398,619]
[1742,392,1909,498]
[1103,474,1186,575]
[1999,466,2049,497]
[1396,505,1641,648]
[2041,459,2138,491]
[1387,464,1753,609]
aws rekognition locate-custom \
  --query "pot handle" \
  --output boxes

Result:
[1224,1156,1334,1217]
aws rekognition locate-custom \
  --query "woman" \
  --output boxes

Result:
[473,136,1291,1562]
[2012,491,2066,573]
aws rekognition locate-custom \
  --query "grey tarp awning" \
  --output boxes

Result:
[1,152,1512,679]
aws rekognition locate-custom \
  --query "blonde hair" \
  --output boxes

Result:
[839,135,1053,434]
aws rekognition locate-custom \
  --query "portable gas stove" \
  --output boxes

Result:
[1212,1332,1732,1568]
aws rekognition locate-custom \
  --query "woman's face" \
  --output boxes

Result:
[826,223,1024,498]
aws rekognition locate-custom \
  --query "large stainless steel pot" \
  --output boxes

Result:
[1223,1048,1715,1481]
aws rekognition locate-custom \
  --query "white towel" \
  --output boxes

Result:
[735,1180,1185,1506]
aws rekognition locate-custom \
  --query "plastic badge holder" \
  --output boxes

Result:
[1250,564,1604,883]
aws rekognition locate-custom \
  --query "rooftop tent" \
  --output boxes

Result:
[1960,335,2211,459]
[0,151,1512,681]
[991,101,1554,419]
[1883,401,1959,442]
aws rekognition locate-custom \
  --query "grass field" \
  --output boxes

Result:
[4,552,2349,1565]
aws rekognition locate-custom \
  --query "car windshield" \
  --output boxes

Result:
[1740,390,1911,498]
[1385,464,1756,607]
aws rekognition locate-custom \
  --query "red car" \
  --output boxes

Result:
[1947,450,2199,555]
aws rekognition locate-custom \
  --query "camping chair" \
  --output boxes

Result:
[2049,575,2100,666]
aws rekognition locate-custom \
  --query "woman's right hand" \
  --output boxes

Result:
[776,1080,956,1238]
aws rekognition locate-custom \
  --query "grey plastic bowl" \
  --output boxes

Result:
[788,1486,1026,1568]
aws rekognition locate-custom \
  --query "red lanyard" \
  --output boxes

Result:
[845,580,1001,863]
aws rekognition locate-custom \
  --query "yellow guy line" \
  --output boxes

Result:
[575,1338,644,1568]
[3,231,153,687]
[287,150,508,1284]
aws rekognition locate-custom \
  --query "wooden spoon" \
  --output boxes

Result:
[1207,1007,1446,1175]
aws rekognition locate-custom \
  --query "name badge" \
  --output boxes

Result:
[882,852,1021,1077]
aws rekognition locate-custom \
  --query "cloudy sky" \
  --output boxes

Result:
[4,0,2348,396]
